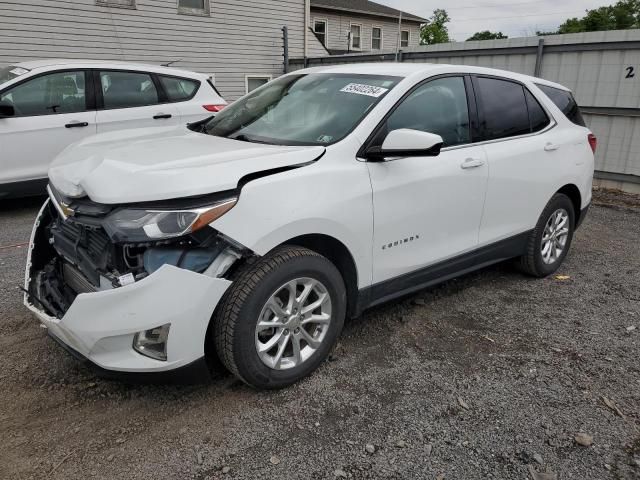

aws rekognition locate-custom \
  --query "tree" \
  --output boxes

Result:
[420,9,451,45]
[544,0,640,35]
[466,31,508,41]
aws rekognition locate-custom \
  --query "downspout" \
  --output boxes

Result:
[395,11,403,61]
[304,0,310,59]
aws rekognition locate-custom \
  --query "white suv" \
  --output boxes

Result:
[0,60,227,198]
[25,64,595,389]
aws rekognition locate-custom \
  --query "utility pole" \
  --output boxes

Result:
[395,11,403,61]
[282,26,289,73]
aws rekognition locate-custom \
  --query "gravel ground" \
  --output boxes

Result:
[0,190,639,480]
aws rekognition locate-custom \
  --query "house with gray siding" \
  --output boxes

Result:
[0,0,306,101]
[309,0,425,55]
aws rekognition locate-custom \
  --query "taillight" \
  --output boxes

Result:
[203,104,226,113]
[588,133,597,154]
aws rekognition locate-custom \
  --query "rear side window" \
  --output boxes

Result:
[525,90,550,133]
[476,77,531,140]
[536,84,585,127]
[100,71,159,109]
[159,75,199,102]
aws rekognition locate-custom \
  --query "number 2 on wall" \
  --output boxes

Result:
[625,66,635,79]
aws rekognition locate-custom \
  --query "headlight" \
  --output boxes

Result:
[103,197,237,242]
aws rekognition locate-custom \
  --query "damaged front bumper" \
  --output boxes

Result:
[24,198,239,380]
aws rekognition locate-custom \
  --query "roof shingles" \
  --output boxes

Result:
[310,0,426,23]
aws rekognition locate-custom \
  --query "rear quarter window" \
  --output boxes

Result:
[159,75,200,102]
[525,89,550,133]
[536,84,586,127]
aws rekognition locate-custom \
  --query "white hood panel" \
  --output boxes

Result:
[49,126,325,204]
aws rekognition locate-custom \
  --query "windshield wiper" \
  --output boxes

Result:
[231,134,274,145]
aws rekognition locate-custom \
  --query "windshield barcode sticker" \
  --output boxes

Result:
[340,83,389,98]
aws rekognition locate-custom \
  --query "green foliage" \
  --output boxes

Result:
[420,9,451,45]
[547,0,640,35]
[466,31,508,41]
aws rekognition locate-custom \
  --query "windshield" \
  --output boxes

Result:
[0,66,29,87]
[204,73,400,146]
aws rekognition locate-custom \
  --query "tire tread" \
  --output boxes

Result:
[213,246,324,385]
[518,193,573,277]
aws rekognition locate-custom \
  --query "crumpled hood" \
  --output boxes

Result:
[49,126,325,204]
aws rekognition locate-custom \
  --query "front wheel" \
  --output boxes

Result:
[213,246,346,389]
[518,193,575,277]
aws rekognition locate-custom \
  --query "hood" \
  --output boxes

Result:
[49,126,325,204]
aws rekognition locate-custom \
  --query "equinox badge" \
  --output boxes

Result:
[382,235,420,250]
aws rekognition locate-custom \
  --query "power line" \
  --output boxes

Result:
[453,9,588,22]
[446,1,550,10]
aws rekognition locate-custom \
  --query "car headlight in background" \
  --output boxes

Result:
[103,197,237,242]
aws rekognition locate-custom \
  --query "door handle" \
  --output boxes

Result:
[65,121,89,128]
[153,114,172,120]
[544,142,560,152]
[461,158,485,169]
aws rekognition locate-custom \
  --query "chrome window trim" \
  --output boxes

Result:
[441,120,558,152]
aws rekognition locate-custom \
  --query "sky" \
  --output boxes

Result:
[380,0,611,41]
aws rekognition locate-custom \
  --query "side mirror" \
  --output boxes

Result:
[365,129,444,162]
[0,103,15,118]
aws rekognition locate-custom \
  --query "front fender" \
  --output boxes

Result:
[212,160,374,289]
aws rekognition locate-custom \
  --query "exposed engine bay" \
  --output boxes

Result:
[29,189,250,319]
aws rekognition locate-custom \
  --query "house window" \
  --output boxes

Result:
[350,24,362,50]
[246,75,272,93]
[314,19,327,46]
[96,0,135,8]
[178,0,210,15]
[400,30,410,48]
[372,26,382,50]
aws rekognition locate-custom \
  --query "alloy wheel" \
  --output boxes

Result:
[255,277,332,370]
[541,208,570,265]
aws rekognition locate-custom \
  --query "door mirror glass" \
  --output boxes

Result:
[366,129,444,161]
[0,102,15,118]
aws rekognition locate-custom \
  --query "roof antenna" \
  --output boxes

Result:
[161,59,181,67]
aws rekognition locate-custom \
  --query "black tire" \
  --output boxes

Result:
[518,193,575,277]
[213,245,346,389]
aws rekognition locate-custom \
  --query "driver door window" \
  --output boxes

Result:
[0,70,87,116]
[380,76,471,148]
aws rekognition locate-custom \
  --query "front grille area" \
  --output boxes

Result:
[29,190,236,318]
[57,220,111,263]
[49,212,114,287]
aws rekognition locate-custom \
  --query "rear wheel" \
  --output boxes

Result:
[213,246,346,389]
[518,193,575,277]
